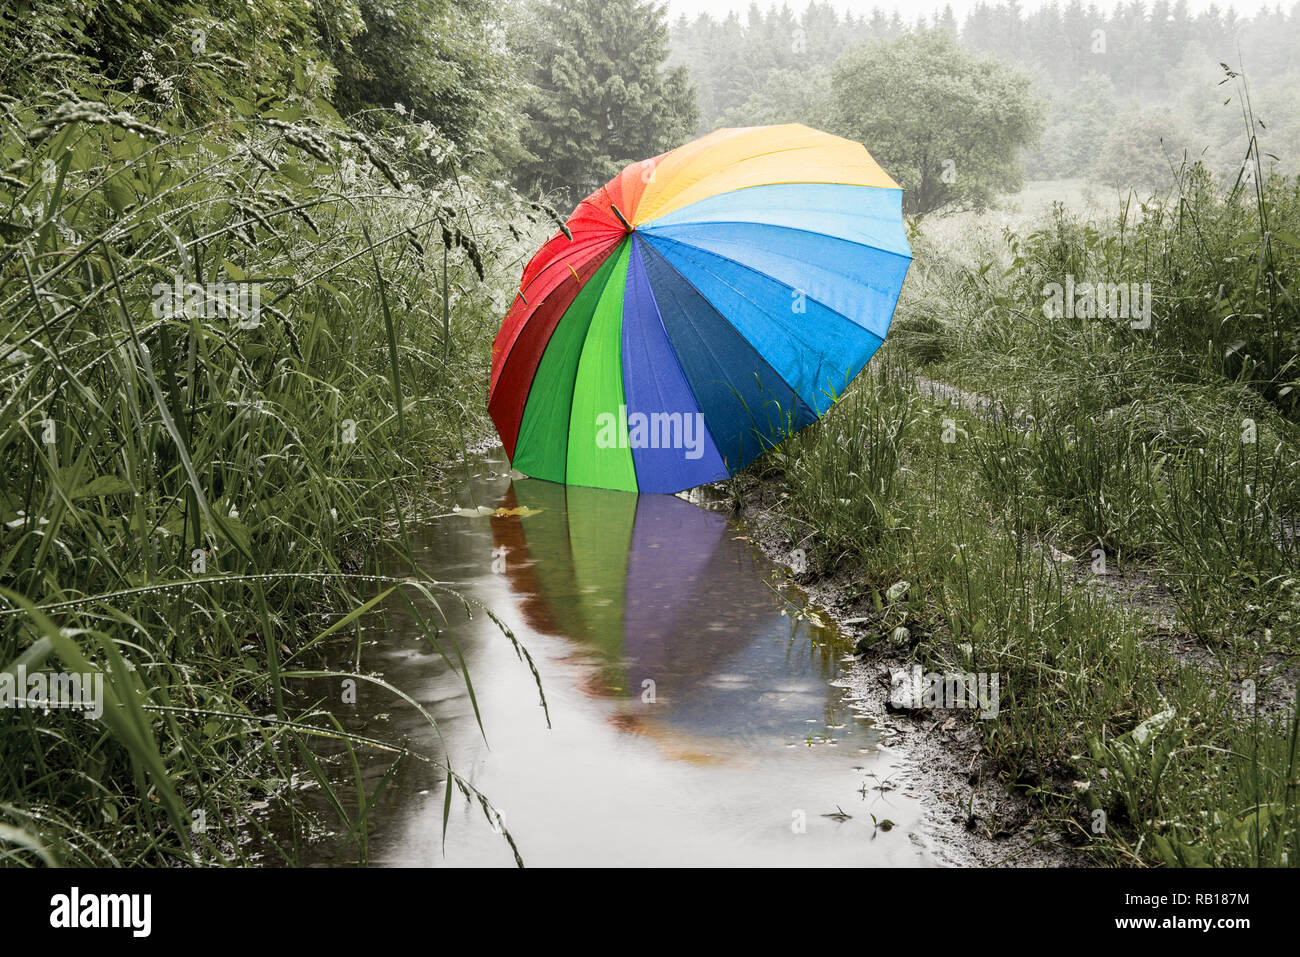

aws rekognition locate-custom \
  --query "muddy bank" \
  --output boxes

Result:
[730,477,1084,867]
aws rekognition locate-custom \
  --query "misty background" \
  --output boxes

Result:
[666,2,1299,204]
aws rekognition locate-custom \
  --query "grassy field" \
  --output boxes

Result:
[752,151,1300,865]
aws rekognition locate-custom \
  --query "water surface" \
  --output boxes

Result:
[292,451,934,866]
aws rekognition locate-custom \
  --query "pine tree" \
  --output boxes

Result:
[514,0,698,205]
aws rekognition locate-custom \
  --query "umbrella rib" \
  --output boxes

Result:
[638,240,813,469]
[639,230,894,352]
[610,204,633,233]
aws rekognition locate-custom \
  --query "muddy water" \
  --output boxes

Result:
[293,450,935,866]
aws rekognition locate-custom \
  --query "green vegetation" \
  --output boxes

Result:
[0,0,546,865]
[512,0,697,205]
[4,0,1298,870]
[754,99,1299,866]
[671,3,1300,190]
[828,30,1044,216]
[322,0,524,163]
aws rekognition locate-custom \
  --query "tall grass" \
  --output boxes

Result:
[766,361,1299,865]
[775,355,916,566]
[760,83,1300,865]
[0,45,544,864]
[904,76,1300,650]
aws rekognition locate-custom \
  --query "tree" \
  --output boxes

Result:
[513,0,698,205]
[320,0,524,165]
[718,66,832,129]
[827,29,1044,217]
[1028,71,1117,179]
[1089,105,1188,192]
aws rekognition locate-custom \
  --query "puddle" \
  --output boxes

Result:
[282,450,935,866]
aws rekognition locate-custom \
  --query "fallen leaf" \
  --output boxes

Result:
[493,506,545,517]
[450,506,496,517]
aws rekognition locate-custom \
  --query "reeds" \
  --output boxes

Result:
[0,61,541,864]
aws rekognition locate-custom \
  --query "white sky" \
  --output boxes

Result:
[665,0,1290,22]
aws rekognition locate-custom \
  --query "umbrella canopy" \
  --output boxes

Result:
[490,124,911,493]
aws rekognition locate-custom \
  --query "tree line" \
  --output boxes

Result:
[671,1,1300,192]
[10,1,1295,221]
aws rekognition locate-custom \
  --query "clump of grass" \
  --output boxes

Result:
[766,357,1299,865]
[0,25,545,865]
[776,356,916,569]
[894,70,1300,645]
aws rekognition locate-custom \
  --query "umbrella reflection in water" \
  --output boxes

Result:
[491,480,846,757]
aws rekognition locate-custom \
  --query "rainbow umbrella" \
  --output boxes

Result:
[490,124,911,493]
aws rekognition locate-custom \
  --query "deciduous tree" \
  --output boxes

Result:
[828,29,1044,217]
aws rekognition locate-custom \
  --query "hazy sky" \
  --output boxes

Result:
[665,0,1288,22]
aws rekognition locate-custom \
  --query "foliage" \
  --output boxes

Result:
[750,74,1300,864]
[1,0,355,118]
[512,0,698,206]
[320,0,526,169]
[717,66,831,130]
[828,30,1044,217]
[671,3,1300,187]
[1087,105,1189,192]
[669,1,906,134]
[0,0,543,865]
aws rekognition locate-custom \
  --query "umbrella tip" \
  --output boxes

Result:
[610,204,633,233]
